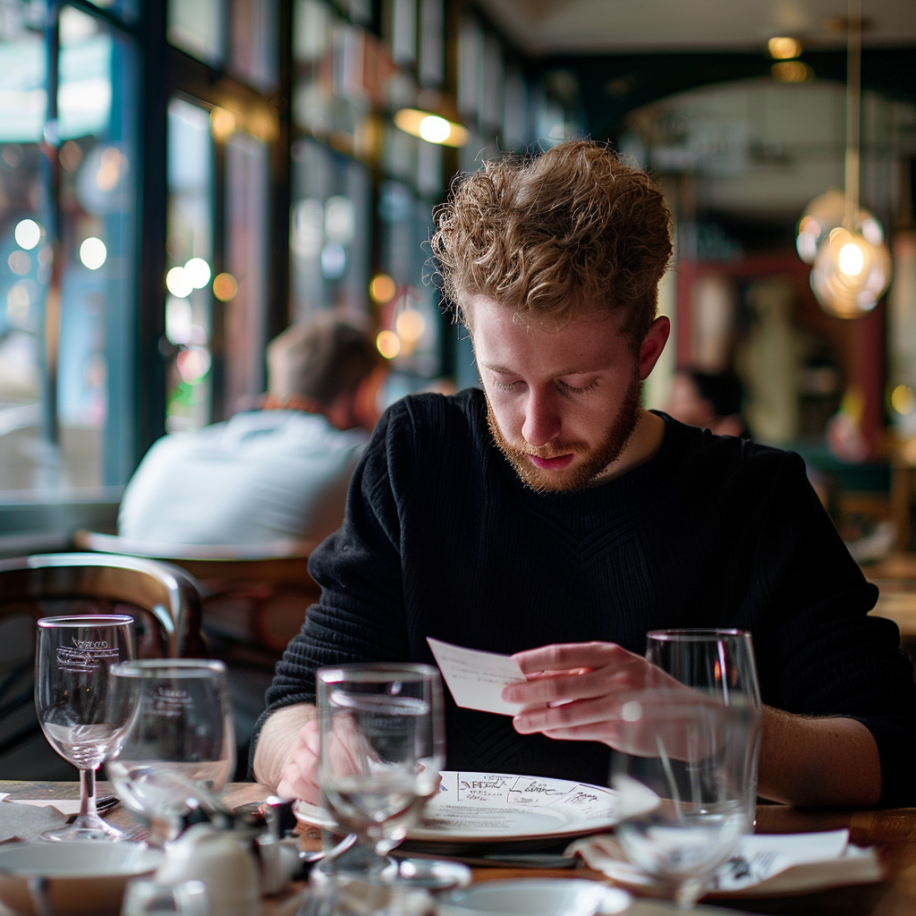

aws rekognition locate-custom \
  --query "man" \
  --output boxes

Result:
[119,316,385,546]
[253,140,916,808]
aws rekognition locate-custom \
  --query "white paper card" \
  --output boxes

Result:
[427,637,527,715]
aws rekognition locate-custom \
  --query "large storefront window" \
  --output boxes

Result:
[0,2,138,495]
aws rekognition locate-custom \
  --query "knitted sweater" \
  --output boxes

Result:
[263,388,916,805]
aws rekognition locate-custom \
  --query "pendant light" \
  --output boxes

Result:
[805,0,892,318]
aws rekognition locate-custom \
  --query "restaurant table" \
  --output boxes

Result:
[3,781,916,915]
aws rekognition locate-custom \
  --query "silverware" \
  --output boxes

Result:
[65,795,119,824]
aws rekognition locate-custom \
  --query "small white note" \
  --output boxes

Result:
[427,637,527,716]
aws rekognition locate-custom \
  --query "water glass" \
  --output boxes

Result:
[106,659,236,845]
[611,689,754,909]
[645,628,762,829]
[316,663,445,884]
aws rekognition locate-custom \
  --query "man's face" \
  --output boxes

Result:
[469,295,646,493]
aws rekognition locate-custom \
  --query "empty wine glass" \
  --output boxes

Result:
[645,628,762,830]
[611,689,755,909]
[106,659,236,845]
[35,614,137,841]
[316,663,445,886]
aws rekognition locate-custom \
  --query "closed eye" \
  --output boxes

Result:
[557,379,599,395]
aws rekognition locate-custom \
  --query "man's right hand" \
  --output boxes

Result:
[276,717,322,804]
[252,703,320,800]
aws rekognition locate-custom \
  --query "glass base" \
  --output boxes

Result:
[40,814,125,842]
[387,858,471,890]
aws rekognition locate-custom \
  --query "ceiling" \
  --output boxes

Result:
[469,0,916,235]
[474,0,916,55]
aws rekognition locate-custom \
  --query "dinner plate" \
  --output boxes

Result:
[295,771,621,848]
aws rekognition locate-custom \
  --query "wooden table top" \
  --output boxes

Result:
[3,781,916,915]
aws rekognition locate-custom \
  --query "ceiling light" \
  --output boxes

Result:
[798,0,892,318]
[393,91,468,148]
[768,36,802,59]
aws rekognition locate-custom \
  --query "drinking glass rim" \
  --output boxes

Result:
[646,628,752,642]
[111,658,227,678]
[317,662,440,685]
[37,614,134,629]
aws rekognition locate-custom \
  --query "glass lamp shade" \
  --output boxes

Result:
[796,189,884,264]
[810,226,893,318]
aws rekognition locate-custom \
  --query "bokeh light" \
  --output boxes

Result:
[376,330,401,359]
[14,219,41,250]
[79,237,107,270]
[166,266,193,298]
[213,272,238,302]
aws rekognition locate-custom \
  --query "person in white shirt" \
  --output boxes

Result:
[119,316,386,546]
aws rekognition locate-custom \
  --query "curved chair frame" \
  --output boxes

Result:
[0,552,206,658]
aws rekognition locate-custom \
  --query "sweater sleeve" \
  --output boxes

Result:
[733,449,916,806]
[248,403,416,768]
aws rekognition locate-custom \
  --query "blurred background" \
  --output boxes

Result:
[1,0,915,557]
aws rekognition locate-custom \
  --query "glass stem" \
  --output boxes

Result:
[79,765,98,819]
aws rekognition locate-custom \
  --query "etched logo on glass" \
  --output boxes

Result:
[149,686,193,718]
[56,638,120,673]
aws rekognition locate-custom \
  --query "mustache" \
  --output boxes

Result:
[508,442,587,459]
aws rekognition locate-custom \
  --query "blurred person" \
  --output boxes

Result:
[119,316,386,546]
[664,369,748,438]
[254,141,916,810]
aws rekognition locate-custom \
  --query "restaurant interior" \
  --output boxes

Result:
[5,4,916,914]
[1,0,916,779]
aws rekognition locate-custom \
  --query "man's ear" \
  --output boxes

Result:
[638,316,671,381]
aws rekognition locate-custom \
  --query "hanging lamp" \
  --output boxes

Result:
[804,0,892,318]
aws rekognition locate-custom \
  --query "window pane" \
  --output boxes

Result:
[224,131,269,413]
[165,98,214,432]
[0,2,139,494]
[293,0,384,161]
[289,139,370,322]
[377,181,440,381]
[168,0,224,66]
[228,0,278,91]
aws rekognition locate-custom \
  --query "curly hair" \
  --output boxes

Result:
[430,140,673,344]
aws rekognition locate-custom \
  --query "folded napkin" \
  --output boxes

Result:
[0,796,68,844]
[566,829,884,899]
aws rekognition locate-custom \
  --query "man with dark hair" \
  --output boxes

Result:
[119,314,386,546]
[253,140,916,808]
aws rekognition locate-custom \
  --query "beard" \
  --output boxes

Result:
[486,374,644,494]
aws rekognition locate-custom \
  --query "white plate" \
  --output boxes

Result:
[295,771,622,845]
[434,878,753,916]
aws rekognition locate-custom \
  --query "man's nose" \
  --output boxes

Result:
[521,389,562,447]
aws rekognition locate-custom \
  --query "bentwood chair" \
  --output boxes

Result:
[0,552,206,778]
[71,530,319,654]
[70,532,322,775]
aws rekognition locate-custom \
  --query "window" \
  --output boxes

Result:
[0,2,139,497]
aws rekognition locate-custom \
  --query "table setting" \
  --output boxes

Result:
[0,617,911,916]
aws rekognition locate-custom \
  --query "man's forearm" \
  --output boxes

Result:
[252,703,317,791]
[758,706,881,807]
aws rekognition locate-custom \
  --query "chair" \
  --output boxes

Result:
[0,552,206,778]
[71,531,323,776]
[71,530,319,654]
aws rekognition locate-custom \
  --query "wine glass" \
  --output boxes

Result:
[610,689,754,909]
[34,614,137,841]
[316,663,445,886]
[106,659,236,845]
[645,628,762,830]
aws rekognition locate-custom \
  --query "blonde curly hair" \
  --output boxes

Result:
[430,140,673,345]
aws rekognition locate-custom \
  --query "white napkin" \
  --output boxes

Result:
[0,793,82,815]
[566,829,884,898]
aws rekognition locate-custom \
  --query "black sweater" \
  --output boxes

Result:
[263,388,916,805]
